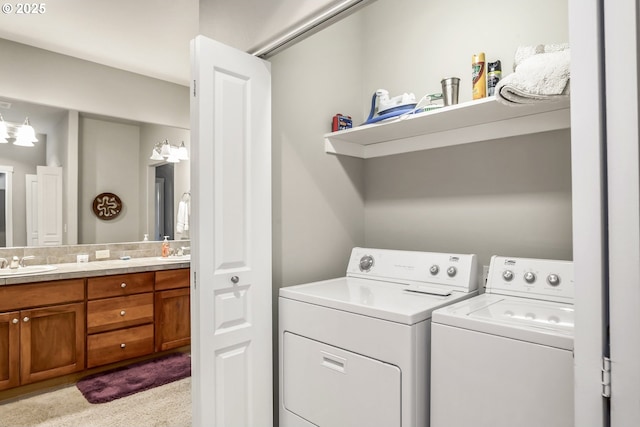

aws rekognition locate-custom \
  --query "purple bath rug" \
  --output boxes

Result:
[77,352,191,404]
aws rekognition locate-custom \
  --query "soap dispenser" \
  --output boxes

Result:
[161,236,170,257]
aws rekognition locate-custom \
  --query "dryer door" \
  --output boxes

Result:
[283,332,401,427]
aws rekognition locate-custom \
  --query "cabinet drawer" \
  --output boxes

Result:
[87,293,154,334]
[87,272,154,299]
[0,279,85,312]
[86,324,154,368]
[155,268,190,291]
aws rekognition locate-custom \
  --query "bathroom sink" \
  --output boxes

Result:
[0,265,58,277]
[157,255,191,262]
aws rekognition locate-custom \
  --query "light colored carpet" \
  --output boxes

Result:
[0,377,191,427]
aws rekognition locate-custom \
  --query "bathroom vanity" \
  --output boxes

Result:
[0,258,190,395]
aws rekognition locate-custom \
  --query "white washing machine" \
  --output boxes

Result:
[279,247,479,427]
[430,255,575,427]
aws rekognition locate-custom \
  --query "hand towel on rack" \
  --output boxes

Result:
[176,200,190,233]
[496,48,570,105]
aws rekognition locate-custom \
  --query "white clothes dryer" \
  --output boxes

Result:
[430,255,575,427]
[279,247,479,427]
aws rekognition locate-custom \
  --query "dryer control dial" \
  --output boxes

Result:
[359,255,374,272]
[446,266,457,277]
[547,274,560,287]
[524,271,536,284]
[502,270,514,281]
[429,265,440,275]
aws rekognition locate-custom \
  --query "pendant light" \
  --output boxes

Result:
[13,118,38,147]
[0,114,8,143]
[177,141,189,160]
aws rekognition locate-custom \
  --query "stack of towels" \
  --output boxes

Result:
[495,43,570,105]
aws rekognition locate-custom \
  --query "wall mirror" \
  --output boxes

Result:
[0,97,190,248]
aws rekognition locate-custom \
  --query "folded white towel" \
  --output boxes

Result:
[176,200,189,233]
[513,43,570,71]
[496,48,570,105]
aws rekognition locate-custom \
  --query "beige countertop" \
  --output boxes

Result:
[0,256,191,286]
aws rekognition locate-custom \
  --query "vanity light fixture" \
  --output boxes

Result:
[177,141,189,160]
[0,116,38,146]
[149,139,189,163]
[13,117,38,147]
[0,114,9,143]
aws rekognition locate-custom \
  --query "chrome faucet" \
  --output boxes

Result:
[19,255,36,267]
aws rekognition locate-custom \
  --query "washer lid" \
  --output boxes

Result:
[432,294,574,350]
[279,276,478,325]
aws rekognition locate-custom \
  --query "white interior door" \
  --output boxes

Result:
[25,174,38,246]
[190,35,272,427]
[569,0,609,425]
[604,0,640,424]
[36,166,63,246]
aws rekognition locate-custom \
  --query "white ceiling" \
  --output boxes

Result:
[0,0,199,86]
[0,0,359,87]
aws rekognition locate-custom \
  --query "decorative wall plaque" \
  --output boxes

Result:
[92,192,122,220]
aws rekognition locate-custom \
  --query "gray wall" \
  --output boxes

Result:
[271,11,367,289]
[0,38,189,129]
[360,0,570,112]
[359,0,571,268]
[79,117,141,244]
[364,130,573,265]
[271,0,571,287]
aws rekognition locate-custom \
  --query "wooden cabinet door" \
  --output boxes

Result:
[0,311,20,391]
[155,287,190,352]
[20,302,85,385]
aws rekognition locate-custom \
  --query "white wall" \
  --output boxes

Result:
[79,117,140,243]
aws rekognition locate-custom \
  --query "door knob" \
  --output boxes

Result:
[231,276,239,284]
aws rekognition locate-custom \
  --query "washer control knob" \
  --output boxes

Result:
[429,265,440,275]
[547,274,561,287]
[524,271,536,284]
[446,266,457,277]
[502,270,514,281]
[359,255,374,272]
